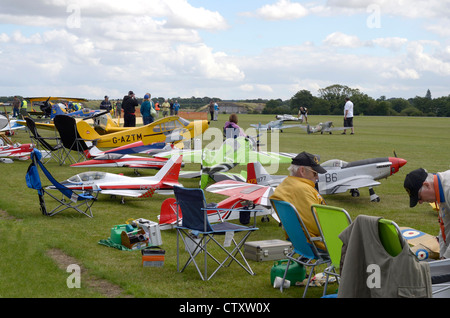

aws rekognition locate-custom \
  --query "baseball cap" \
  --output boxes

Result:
[292,151,326,174]
[128,91,134,96]
[404,168,428,207]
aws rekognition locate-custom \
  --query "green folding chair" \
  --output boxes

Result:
[378,218,404,257]
[311,204,352,296]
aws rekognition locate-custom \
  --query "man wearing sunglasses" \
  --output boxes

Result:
[270,151,327,250]
[404,168,450,259]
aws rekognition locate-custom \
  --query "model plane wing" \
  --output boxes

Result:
[99,189,144,197]
[206,180,274,207]
[321,176,380,194]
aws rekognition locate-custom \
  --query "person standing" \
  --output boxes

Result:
[140,94,153,125]
[122,91,138,127]
[208,101,214,122]
[213,101,219,121]
[298,106,308,123]
[161,99,170,117]
[404,168,450,259]
[342,97,354,135]
[12,96,20,118]
[20,98,28,119]
[173,100,180,115]
[100,95,112,113]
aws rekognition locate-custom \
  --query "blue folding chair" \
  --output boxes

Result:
[25,149,98,217]
[174,186,259,281]
[271,199,331,298]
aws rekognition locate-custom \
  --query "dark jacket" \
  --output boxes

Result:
[122,95,138,114]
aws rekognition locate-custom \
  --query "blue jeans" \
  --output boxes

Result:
[143,115,154,125]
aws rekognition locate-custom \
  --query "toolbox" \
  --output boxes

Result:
[141,246,166,267]
[244,239,293,262]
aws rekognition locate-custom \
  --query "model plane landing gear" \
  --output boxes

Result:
[369,187,380,202]
[261,215,270,223]
[350,189,360,197]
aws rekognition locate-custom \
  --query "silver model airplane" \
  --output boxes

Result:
[304,121,350,134]
[250,119,305,132]
[246,155,407,202]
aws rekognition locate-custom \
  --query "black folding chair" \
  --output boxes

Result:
[25,149,98,217]
[53,115,95,164]
[24,116,66,165]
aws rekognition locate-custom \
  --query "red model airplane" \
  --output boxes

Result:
[158,180,277,230]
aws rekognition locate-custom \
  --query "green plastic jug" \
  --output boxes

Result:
[270,259,306,286]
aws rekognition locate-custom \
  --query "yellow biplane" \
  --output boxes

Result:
[77,116,209,148]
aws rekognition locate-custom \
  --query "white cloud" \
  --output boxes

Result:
[254,0,309,21]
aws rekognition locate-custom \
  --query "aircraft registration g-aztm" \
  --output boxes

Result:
[76,116,208,148]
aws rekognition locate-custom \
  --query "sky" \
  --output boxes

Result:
[1,0,450,101]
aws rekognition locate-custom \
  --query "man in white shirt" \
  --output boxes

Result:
[342,97,354,135]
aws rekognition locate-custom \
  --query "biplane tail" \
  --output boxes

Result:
[50,104,66,119]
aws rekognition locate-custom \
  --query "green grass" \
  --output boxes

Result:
[0,114,448,298]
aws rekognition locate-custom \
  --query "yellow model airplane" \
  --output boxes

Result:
[77,116,209,148]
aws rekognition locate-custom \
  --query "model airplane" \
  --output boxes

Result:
[400,227,440,260]
[304,121,350,134]
[50,103,108,119]
[275,114,301,121]
[91,112,129,134]
[25,96,89,118]
[49,155,183,203]
[70,153,170,170]
[0,115,27,133]
[77,116,208,148]
[155,136,296,165]
[0,142,34,160]
[250,119,305,132]
[247,156,407,202]
[157,180,277,230]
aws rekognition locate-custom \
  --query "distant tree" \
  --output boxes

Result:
[290,90,314,113]
[262,99,283,114]
[425,89,432,100]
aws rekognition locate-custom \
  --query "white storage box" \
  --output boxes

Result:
[135,218,163,246]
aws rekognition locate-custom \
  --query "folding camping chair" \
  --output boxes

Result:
[25,149,98,217]
[24,116,66,165]
[311,204,352,296]
[53,115,95,164]
[270,199,330,298]
[174,186,259,281]
[378,218,404,257]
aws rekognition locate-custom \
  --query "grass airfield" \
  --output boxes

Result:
[0,113,449,299]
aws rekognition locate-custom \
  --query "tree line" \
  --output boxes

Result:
[262,84,450,117]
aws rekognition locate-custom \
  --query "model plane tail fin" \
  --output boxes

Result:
[158,198,180,229]
[154,154,182,185]
[76,120,102,141]
[50,104,66,119]
[246,162,272,184]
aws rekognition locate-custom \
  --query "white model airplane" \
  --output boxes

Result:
[250,119,305,132]
[246,155,407,202]
[49,155,183,203]
[275,114,301,121]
